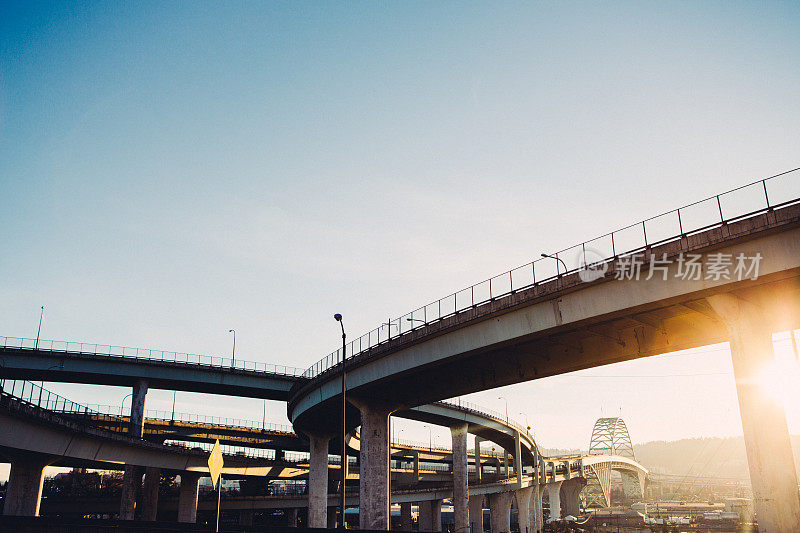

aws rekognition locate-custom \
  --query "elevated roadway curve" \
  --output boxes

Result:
[0,341,304,400]
[288,203,800,431]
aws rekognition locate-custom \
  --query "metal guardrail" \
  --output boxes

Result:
[84,404,295,433]
[0,378,128,430]
[0,379,294,461]
[303,168,800,378]
[0,336,306,377]
[437,399,531,441]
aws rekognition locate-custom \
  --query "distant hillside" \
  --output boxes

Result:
[632,436,800,479]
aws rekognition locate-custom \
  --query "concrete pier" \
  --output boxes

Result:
[120,380,148,520]
[488,491,512,533]
[546,481,562,522]
[451,423,469,533]
[560,478,584,518]
[400,502,413,531]
[307,433,331,528]
[515,486,533,533]
[469,495,484,533]
[177,471,200,523]
[287,507,298,527]
[474,437,483,483]
[358,403,392,530]
[533,484,543,533]
[419,499,442,532]
[707,293,800,531]
[118,465,143,520]
[139,467,160,521]
[3,454,51,516]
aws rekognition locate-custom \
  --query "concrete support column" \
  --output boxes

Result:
[140,467,160,521]
[412,450,420,484]
[546,481,562,522]
[119,380,148,521]
[3,454,50,516]
[516,487,533,533]
[560,478,584,518]
[474,437,483,483]
[178,471,201,523]
[514,433,522,481]
[129,380,148,437]
[533,484,543,533]
[287,507,298,527]
[503,451,509,477]
[119,465,143,520]
[420,499,442,532]
[707,293,800,532]
[488,492,513,533]
[358,403,392,530]
[451,423,469,533]
[469,495,484,533]
[400,502,413,531]
[307,433,332,528]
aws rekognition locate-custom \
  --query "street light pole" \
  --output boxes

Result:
[498,396,509,426]
[35,306,44,350]
[228,329,236,368]
[541,253,568,277]
[334,313,347,529]
[121,393,133,417]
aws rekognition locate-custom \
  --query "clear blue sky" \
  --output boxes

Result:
[1,1,799,467]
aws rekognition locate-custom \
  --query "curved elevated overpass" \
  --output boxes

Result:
[1,173,798,531]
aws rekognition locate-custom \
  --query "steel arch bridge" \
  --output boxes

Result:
[584,417,647,507]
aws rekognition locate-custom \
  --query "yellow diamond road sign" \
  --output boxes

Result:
[208,439,224,489]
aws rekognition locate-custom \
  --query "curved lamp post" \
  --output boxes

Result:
[334,313,346,528]
[228,329,236,368]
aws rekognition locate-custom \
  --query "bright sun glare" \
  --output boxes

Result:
[758,331,800,417]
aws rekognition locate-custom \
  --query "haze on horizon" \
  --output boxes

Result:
[1,0,799,479]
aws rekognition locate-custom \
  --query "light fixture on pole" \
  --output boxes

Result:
[498,396,509,426]
[121,393,133,417]
[334,313,347,529]
[382,319,398,340]
[541,253,568,276]
[35,306,44,350]
[228,329,236,368]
